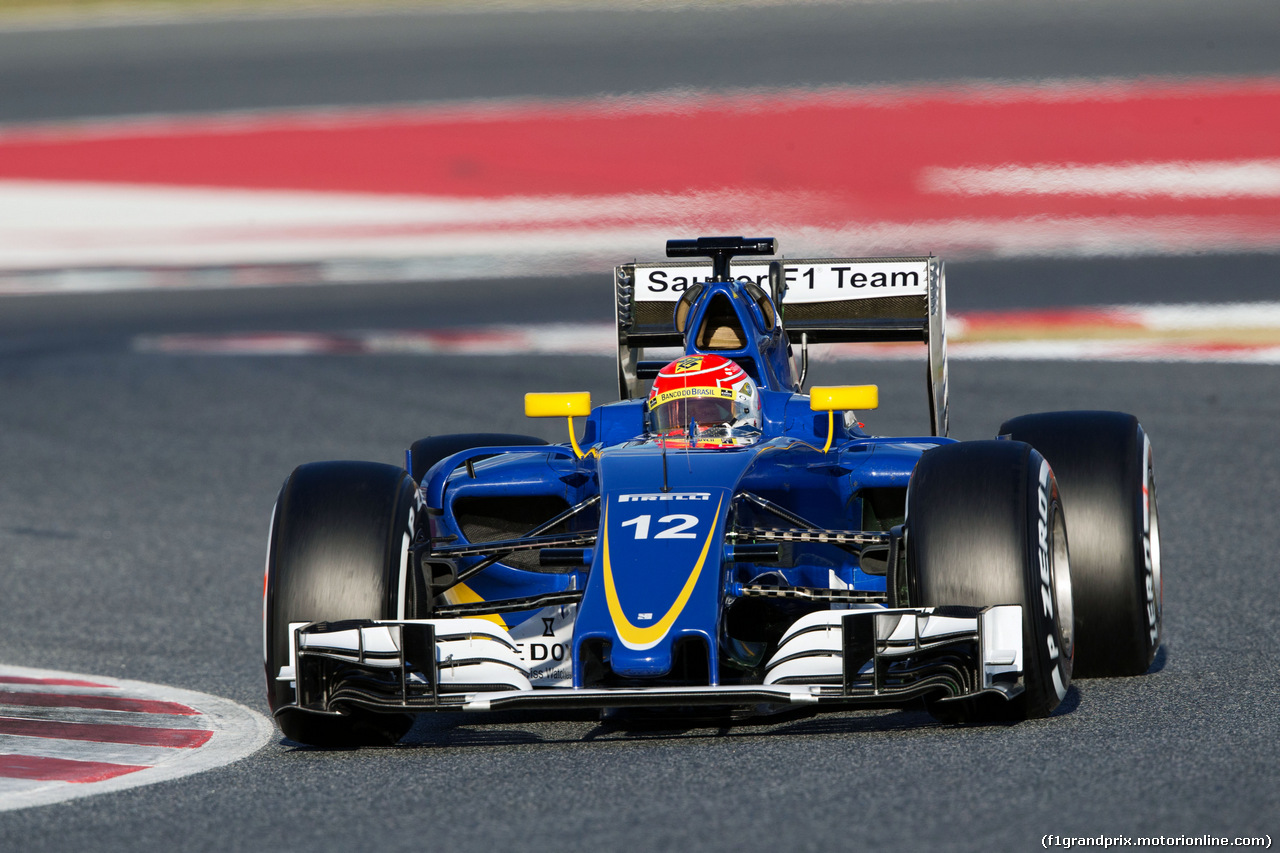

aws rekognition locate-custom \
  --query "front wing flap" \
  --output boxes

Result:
[275,606,1024,718]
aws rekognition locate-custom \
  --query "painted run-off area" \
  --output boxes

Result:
[0,77,1277,271]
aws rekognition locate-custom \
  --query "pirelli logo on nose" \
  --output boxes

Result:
[618,492,712,502]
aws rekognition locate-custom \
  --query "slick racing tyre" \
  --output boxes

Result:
[264,461,418,747]
[999,411,1161,677]
[904,441,1074,723]
[409,433,547,485]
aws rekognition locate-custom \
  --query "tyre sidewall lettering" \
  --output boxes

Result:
[397,484,416,621]
[1141,431,1161,649]
[1035,457,1069,703]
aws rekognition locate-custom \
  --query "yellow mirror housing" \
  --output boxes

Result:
[525,392,592,458]
[525,392,592,419]
[808,385,878,453]
[809,385,879,413]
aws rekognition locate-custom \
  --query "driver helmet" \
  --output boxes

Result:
[647,355,762,446]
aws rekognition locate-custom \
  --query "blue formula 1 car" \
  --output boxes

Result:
[263,237,1163,746]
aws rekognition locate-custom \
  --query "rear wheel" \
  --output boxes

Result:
[904,441,1074,723]
[264,461,417,746]
[409,433,547,485]
[999,411,1161,677]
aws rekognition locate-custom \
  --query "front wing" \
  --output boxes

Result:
[273,605,1025,718]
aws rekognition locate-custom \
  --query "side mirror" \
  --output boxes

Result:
[809,385,879,453]
[525,392,592,458]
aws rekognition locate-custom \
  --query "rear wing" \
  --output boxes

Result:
[614,256,948,436]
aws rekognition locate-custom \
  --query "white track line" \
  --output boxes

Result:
[922,159,1280,198]
[0,705,217,730]
[0,735,189,769]
[1,177,1279,282]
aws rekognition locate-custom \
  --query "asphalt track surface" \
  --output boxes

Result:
[1,0,1279,123]
[1,2,1279,851]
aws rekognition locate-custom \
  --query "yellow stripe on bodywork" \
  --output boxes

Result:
[438,582,507,629]
[602,497,723,650]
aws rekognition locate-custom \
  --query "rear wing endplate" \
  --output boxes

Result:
[614,256,948,436]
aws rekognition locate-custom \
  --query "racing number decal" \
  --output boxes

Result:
[620,514,700,539]
[602,497,724,650]
[655,516,699,539]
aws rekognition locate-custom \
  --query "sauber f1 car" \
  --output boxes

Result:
[264,237,1163,746]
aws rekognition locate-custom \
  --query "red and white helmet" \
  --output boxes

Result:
[647,354,762,441]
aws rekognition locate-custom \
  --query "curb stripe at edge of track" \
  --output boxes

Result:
[0,717,214,748]
[0,691,199,715]
[0,755,149,784]
[0,676,116,689]
[0,664,273,813]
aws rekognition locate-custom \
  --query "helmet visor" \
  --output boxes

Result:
[650,393,741,434]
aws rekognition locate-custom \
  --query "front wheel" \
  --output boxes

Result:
[264,461,418,746]
[904,441,1074,723]
[999,411,1161,677]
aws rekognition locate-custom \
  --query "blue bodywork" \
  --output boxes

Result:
[419,269,950,688]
